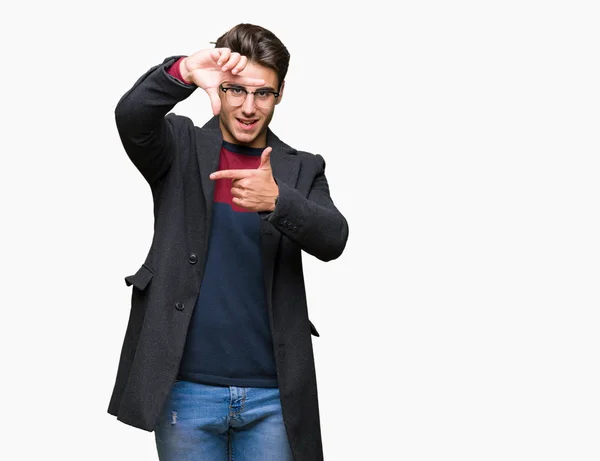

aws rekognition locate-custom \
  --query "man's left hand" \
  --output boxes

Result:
[210,147,279,212]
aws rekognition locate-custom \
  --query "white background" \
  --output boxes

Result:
[2,0,599,460]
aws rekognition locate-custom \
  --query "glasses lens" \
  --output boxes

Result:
[255,94,276,109]
[225,88,244,107]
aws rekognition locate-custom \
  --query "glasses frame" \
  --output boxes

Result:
[219,84,280,108]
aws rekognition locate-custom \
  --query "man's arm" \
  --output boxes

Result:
[115,56,196,185]
[209,149,349,262]
[115,49,265,185]
[265,154,349,262]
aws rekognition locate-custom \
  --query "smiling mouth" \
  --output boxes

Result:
[237,118,258,129]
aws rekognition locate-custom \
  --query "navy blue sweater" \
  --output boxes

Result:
[177,141,278,388]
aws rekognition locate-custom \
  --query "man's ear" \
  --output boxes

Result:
[275,81,285,105]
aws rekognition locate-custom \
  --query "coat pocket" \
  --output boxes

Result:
[309,320,320,337]
[124,264,154,290]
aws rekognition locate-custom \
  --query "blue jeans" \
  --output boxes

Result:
[154,380,294,461]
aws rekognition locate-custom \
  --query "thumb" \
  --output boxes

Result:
[206,87,221,116]
[259,147,273,169]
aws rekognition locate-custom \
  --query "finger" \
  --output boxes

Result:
[227,74,266,87]
[259,147,273,169]
[210,169,254,180]
[210,49,221,62]
[229,67,266,87]
[231,196,249,208]
[205,87,221,116]
[222,52,241,73]
[215,48,231,66]
[231,178,245,188]
[231,183,244,193]
[231,55,247,75]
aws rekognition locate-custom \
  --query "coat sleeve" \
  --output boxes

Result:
[263,154,349,262]
[114,56,196,185]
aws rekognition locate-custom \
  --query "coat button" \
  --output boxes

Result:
[175,302,185,311]
[189,253,198,264]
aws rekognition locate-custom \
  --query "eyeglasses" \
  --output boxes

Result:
[219,85,280,109]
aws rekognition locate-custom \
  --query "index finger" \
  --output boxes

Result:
[223,75,266,87]
[210,169,254,180]
[225,67,267,86]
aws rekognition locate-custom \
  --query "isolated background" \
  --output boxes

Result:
[2,0,599,460]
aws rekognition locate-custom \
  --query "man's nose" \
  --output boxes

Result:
[241,93,257,114]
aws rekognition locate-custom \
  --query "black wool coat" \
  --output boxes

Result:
[107,57,349,461]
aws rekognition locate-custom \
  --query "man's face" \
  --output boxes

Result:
[218,61,283,148]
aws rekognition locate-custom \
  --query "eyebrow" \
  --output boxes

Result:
[224,83,277,92]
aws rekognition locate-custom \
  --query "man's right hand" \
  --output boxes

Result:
[179,48,265,116]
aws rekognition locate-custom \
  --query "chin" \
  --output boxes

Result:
[232,132,257,145]
[234,126,266,146]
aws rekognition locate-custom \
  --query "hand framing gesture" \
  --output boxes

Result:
[179,48,265,115]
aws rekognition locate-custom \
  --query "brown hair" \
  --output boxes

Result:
[215,24,290,89]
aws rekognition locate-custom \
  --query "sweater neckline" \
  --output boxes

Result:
[222,141,265,157]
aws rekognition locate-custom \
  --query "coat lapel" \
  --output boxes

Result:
[197,118,223,222]
[260,130,300,320]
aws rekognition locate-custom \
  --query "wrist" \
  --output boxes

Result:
[271,183,279,211]
[179,57,193,84]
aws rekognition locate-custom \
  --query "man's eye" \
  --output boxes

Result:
[230,88,244,95]
[255,91,270,99]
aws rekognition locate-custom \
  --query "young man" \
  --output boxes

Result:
[107,23,349,461]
